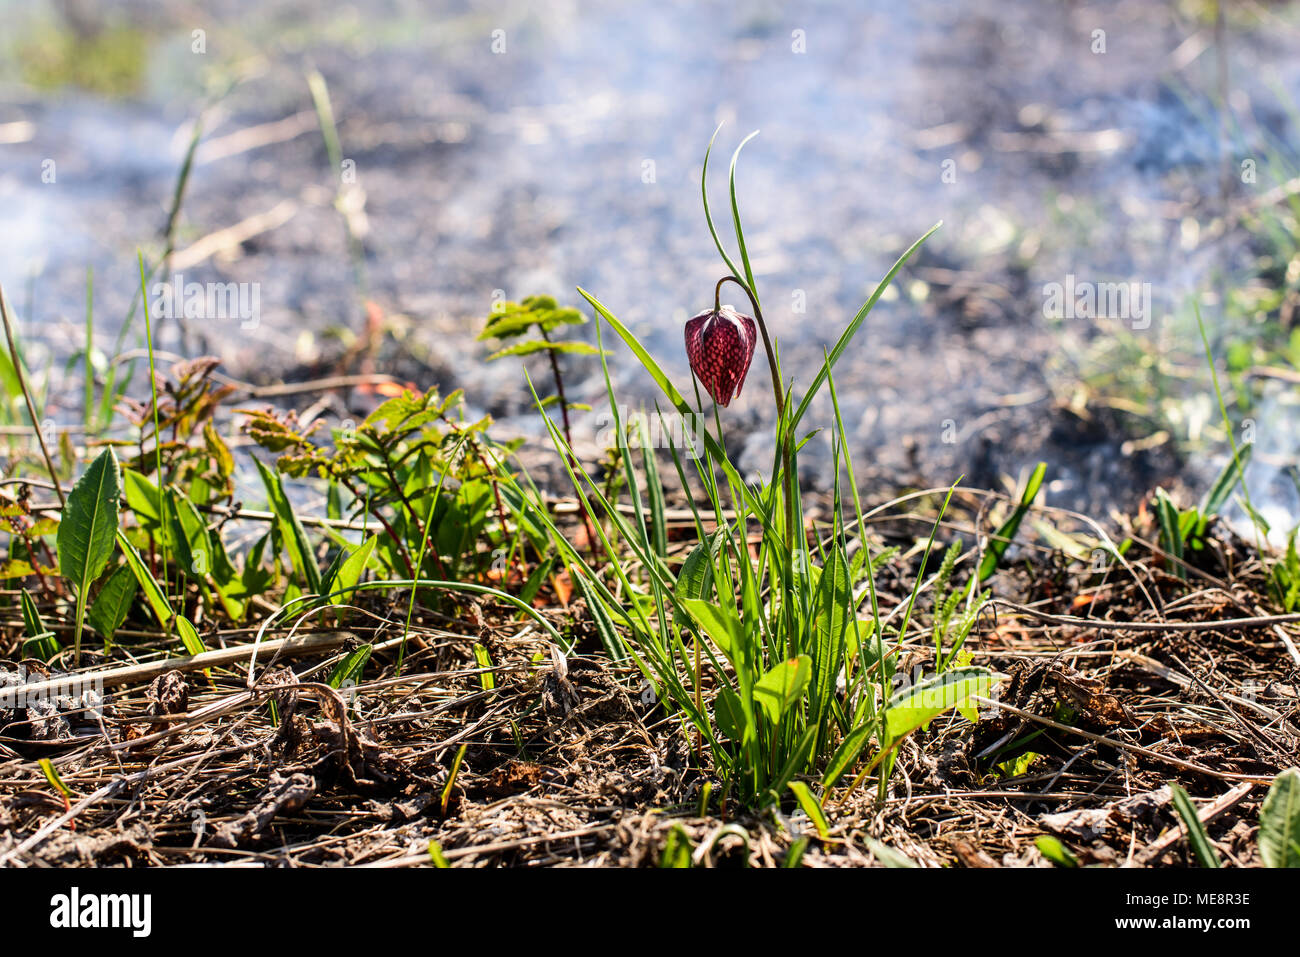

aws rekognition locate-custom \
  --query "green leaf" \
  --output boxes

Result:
[1202,445,1252,516]
[714,685,748,741]
[20,591,60,659]
[116,528,174,628]
[38,758,71,800]
[23,633,60,661]
[57,448,122,663]
[486,339,601,360]
[427,840,450,868]
[329,534,377,605]
[1036,835,1078,868]
[882,667,992,745]
[979,462,1046,581]
[1169,783,1221,868]
[754,655,812,726]
[674,540,715,602]
[659,824,694,868]
[122,469,165,536]
[20,589,46,639]
[328,643,373,689]
[1155,487,1186,580]
[811,546,850,731]
[87,562,138,644]
[166,486,212,580]
[480,296,585,342]
[784,837,809,868]
[472,643,494,691]
[681,597,744,663]
[1259,768,1300,868]
[788,781,830,839]
[821,722,875,789]
[255,457,322,594]
[175,616,206,658]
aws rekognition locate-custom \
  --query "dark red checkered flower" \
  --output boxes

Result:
[684,305,757,407]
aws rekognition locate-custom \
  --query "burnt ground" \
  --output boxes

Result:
[9,0,1300,518]
[1,494,1295,868]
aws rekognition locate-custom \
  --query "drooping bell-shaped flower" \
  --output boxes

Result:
[684,304,757,407]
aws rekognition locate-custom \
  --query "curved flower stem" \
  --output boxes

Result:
[715,275,783,418]
[714,274,797,559]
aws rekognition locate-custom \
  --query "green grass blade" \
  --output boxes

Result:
[1170,782,1222,868]
[979,462,1046,581]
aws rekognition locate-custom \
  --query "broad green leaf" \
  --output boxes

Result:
[328,643,373,689]
[754,655,812,726]
[329,534,377,606]
[714,685,748,741]
[57,448,122,662]
[166,486,212,581]
[680,598,744,663]
[674,540,714,603]
[822,722,875,789]
[122,469,165,536]
[87,562,138,643]
[1259,768,1300,868]
[176,616,206,658]
[116,528,174,627]
[487,339,601,360]
[882,667,991,745]
[788,781,829,839]
[255,457,322,594]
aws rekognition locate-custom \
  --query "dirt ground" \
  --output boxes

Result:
[2,496,1294,868]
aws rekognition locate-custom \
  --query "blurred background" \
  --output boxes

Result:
[2,0,1299,529]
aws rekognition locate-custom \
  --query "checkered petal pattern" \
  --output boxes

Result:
[683,305,757,407]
